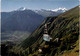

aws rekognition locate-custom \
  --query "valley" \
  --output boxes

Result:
[1,6,79,56]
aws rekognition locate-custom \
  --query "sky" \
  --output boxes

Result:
[1,0,79,12]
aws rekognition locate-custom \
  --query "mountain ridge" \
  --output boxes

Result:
[19,6,79,56]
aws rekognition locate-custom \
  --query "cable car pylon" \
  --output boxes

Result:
[43,23,52,42]
[38,21,53,56]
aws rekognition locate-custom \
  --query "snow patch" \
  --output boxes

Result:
[15,7,26,11]
[51,8,67,12]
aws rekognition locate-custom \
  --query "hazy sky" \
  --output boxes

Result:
[1,0,79,12]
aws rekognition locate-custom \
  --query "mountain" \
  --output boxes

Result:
[1,8,44,43]
[1,7,65,43]
[34,8,67,17]
[1,9,44,32]
[10,6,79,56]
[2,7,65,33]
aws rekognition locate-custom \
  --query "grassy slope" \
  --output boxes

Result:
[11,6,79,56]
[31,6,79,56]
[61,40,79,56]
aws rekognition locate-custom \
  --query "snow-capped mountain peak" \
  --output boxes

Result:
[16,7,26,11]
[51,8,67,12]
[34,8,67,13]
